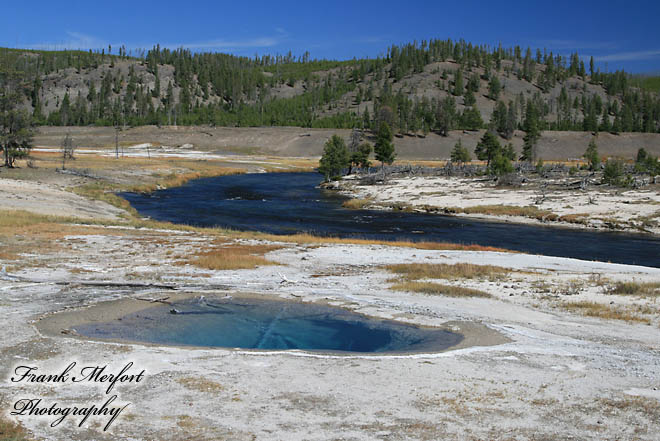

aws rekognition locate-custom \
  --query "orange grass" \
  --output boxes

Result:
[182,243,282,270]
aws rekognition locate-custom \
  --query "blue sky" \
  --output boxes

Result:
[4,0,660,73]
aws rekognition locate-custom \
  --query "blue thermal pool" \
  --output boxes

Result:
[72,297,463,354]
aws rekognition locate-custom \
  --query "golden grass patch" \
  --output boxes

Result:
[558,213,590,224]
[182,243,282,270]
[562,301,651,324]
[0,416,33,441]
[599,396,660,416]
[342,198,373,209]
[390,281,491,298]
[177,377,224,393]
[385,262,509,281]
[607,281,660,297]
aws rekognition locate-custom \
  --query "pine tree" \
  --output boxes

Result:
[503,143,516,160]
[488,76,501,101]
[152,74,161,98]
[583,138,600,170]
[474,131,502,167]
[350,142,372,170]
[374,122,395,173]
[0,90,33,167]
[60,93,71,126]
[521,102,541,162]
[318,134,349,181]
[460,107,483,130]
[463,89,476,106]
[453,70,464,96]
[489,152,514,175]
[505,101,517,139]
[436,96,456,136]
[450,139,470,163]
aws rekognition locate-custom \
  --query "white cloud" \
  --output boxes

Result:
[535,39,619,51]
[595,49,660,62]
[357,36,387,44]
[28,28,289,53]
[173,28,288,51]
[178,36,280,50]
[29,31,108,50]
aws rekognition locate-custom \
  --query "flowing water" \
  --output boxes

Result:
[121,172,660,267]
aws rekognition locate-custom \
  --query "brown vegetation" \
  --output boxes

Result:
[342,198,372,209]
[457,205,559,222]
[562,301,651,324]
[606,281,660,297]
[0,416,32,441]
[177,377,224,393]
[183,243,282,270]
[385,263,510,281]
[390,281,491,298]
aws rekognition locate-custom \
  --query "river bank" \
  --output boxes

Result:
[332,173,660,235]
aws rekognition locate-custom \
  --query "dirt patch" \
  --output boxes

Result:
[32,125,660,160]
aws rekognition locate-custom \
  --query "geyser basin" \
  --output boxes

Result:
[71,297,464,353]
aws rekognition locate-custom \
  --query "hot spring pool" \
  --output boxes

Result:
[72,297,463,354]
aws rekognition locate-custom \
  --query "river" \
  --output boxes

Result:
[121,172,660,267]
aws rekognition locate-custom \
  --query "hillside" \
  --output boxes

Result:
[1,40,660,138]
[32,125,660,161]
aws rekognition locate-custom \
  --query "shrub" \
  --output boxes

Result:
[583,138,600,170]
[489,153,513,176]
[602,159,624,185]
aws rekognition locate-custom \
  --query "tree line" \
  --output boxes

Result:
[1,39,659,135]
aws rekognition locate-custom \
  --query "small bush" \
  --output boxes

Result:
[602,159,624,185]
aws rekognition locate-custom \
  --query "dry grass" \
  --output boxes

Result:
[562,301,651,324]
[459,205,559,222]
[607,281,660,297]
[70,182,138,215]
[0,210,81,230]
[248,232,514,252]
[183,243,282,270]
[390,281,491,298]
[177,377,224,393]
[342,198,372,209]
[388,202,415,212]
[0,416,33,441]
[385,263,509,281]
[558,213,590,224]
[599,396,660,416]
